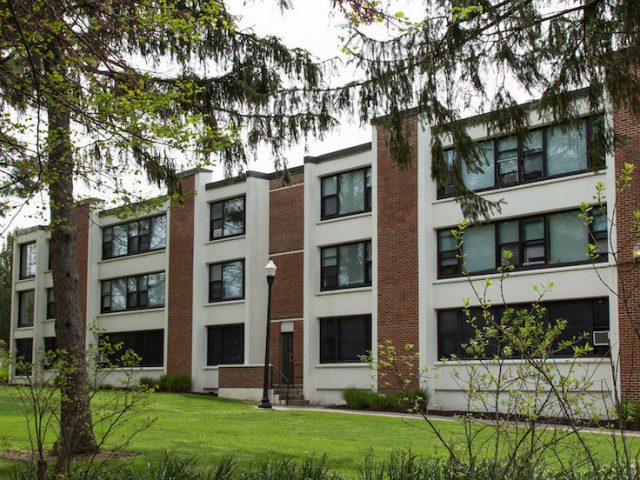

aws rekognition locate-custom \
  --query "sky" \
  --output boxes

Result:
[2,1,377,235]
[227,0,372,178]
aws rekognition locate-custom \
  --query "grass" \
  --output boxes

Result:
[0,386,638,477]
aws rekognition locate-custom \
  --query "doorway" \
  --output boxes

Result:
[279,332,294,385]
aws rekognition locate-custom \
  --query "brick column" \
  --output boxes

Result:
[269,170,305,384]
[613,104,640,399]
[376,115,420,391]
[73,200,93,332]
[167,175,196,375]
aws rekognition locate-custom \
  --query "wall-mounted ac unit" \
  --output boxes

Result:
[593,330,610,346]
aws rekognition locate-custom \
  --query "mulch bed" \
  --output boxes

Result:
[0,449,139,463]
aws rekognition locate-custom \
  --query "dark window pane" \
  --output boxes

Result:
[46,288,55,319]
[209,261,244,302]
[15,338,33,376]
[210,197,245,240]
[321,241,371,290]
[207,325,244,366]
[522,130,544,180]
[320,316,371,363]
[20,243,37,278]
[497,136,518,185]
[321,168,371,219]
[18,290,34,327]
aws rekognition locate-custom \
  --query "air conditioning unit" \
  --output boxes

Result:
[213,228,223,238]
[593,330,610,346]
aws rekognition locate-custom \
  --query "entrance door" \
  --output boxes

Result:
[279,332,294,385]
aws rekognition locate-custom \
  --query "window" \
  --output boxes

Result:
[18,290,34,327]
[439,117,604,197]
[101,272,165,313]
[47,241,52,270]
[320,315,372,363]
[437,207,607,278]
[210,196,245,240]
[207,324,244,365]
[14,338,33,376]
[102,215,166,260]
[19,242,37,278]
[46,288,55,319]
[437,298,610,359]
[208,260,244,302]
[321,241,371,290]
[100,330,164,367]
[321,167,372,220]
[43,337,58,369]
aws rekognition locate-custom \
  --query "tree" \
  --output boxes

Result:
[333,0,640,219]
[0,235,11,344]
[0,0,336,469]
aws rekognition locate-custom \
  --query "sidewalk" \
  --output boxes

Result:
[272,404,640,437]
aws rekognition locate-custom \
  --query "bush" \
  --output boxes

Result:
[0,362,8,384]
[158,373,192,393]
[342,388,430,413]
[138,376,159,390]
[618,399,640,429]
[342,388,373,410]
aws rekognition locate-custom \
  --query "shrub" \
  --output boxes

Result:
[342,388,430,413]
[138,376,159,390]
[158,373,192,393]
[618,399,640,429]
[0,362,8,384]
[388,388,430,414]
[342,388,372,410]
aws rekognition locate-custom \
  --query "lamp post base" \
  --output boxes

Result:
[258,395,272,409]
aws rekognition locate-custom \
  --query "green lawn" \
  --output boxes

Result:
[0,386,638,477]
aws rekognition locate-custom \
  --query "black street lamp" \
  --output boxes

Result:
[259,260,277,409]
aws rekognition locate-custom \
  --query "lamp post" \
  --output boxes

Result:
[259,260,277,409]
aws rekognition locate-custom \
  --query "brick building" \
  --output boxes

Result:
[9,90,639,409]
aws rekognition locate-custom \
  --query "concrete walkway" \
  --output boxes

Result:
[271,404,640,437]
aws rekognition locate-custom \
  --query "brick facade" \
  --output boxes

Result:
[613,104,640,399]
[167,175,196,375]
[218,365,264,388]
[268,170,304,385]
[376,116,420,390]
[73,201,92,330]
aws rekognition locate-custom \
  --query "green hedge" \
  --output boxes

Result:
[342,388,429,413]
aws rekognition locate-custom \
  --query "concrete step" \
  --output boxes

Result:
[285,399,310,406]
[273,388,303,396]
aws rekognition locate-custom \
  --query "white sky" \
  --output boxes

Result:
[2,1,375,236]
[227,0,372,178]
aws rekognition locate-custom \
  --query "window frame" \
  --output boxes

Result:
[99,329,164,367]
[438,207,607,279]
[19,242,37,279]
[320,167,372,220]
[437,297,610,360]
[100,272,165,314]
[14,338,33,376]
[206,324,245,366]
[209,196,246,241]
[18,289,35,327]
[46,288,55,320]
[438,116,604,198]
[319,315,372,363]
[101,214,167,261]
[320,240,372,291]
[208,260,245,303]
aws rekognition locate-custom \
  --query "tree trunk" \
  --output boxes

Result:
[44,45,98,473]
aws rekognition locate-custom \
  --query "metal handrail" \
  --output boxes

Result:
[269,363,293,405]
